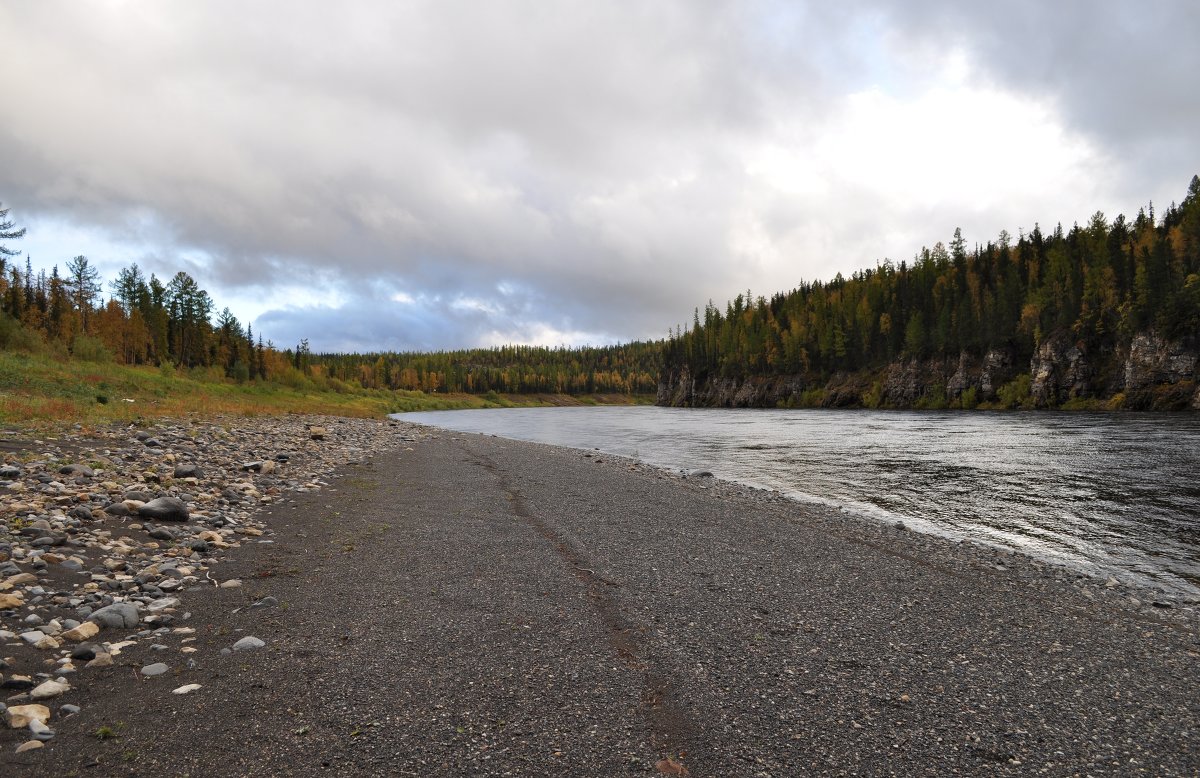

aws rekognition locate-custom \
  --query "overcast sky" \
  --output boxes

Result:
[2,1,1197,352]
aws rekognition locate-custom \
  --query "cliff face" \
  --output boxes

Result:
[657,331,1198,410]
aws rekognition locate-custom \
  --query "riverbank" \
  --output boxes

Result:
[0,349,652,428]
[1,418,1197,775]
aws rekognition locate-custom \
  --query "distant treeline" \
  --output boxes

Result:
[663,176,1200,381]
[0,249,659,395]
[308,344,661,395]
[0,201,660,395]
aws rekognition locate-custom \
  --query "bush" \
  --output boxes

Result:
[959,387,979,410]
[230,361,251,384]
[915,385,948,410]
[861,381,884,409]
[0,314,44,352]
[189,365,225,383]
[997,374,1032,409]
[72,334,113,363]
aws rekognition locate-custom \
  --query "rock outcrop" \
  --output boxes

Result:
[657,332,1196,410]
[1030,333,1092,407]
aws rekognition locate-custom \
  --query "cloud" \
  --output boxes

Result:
[0,1,1195,351]
[854,0,1200,194]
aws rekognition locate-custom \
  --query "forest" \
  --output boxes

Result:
[0,201,658,396]
[661,176,1200,407]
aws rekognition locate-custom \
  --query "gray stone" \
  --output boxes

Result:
[140,662,169,677]
[139,497,189,522]
[173,464,203,479]
[687,469,714,478]
[232,636,265,651]
[19,631,47,646]
[29,717,54,740]
[88,602,140,629]
[0,465,20,478]
[59,464,95,477]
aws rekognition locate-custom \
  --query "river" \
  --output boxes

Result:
[398,406,1200,599]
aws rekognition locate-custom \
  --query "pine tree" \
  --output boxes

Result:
[0,203,24,259]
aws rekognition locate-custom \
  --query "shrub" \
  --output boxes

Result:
[0,314,44,352]
[915,385,948,410]
[861,381,884,409]
[72,334,113,363]
[997,374,1032,409]
[230,360,251,384]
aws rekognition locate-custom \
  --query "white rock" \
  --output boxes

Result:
[30,680,70,700]
[232,636,265,651]
[172,683,202,695]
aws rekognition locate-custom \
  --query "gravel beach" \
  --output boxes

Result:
[1,417,1197,776]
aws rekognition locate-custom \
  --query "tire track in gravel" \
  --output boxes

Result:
[466,447,701,769]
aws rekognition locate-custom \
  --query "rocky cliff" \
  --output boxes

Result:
[658,331,1199,411]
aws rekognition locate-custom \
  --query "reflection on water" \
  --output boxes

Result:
[399,406,1200,598]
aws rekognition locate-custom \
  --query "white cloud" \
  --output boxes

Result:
[0,1,1193,351]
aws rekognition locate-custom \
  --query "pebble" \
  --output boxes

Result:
[140,662,169,677]
[232,636,266,651]
[172,683,203,695]
[15,740,44,753]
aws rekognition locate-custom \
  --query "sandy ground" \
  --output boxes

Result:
[4,424,1198,777]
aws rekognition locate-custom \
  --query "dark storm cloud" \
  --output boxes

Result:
[0,1,1195,351]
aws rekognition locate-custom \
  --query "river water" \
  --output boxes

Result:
[398,406,1200,599]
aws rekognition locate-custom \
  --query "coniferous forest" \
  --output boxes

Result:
[1,176,1198,410]
[660,176,1200,410]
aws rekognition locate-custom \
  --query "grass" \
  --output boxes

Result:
[0,350,654,428]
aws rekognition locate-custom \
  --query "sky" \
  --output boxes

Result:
[2,0,1197,353]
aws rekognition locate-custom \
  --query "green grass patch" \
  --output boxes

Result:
[0,351,653,427]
